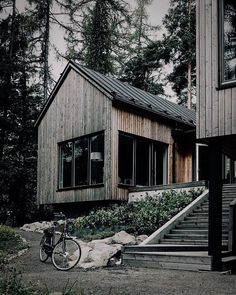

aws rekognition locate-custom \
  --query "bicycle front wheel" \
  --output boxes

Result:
[52,238,81,271]
[39,236,49,262]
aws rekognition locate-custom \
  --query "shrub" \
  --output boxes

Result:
[0,225,26,262]
[74,188,203,239]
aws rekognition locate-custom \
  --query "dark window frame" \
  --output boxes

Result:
[118,131,168,187]
[218,0,236,88]
[58,131,104,191]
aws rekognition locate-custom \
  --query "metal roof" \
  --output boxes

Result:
[35,62,196,127]
[72,62,196,127]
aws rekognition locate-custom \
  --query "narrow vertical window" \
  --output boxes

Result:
[90,133,104,184]
[220,0,236,85]
[74,138,89,186]
[136,139,150,186]
[60,142,73,188]
[153,143,165,185]
[118,134,134,185]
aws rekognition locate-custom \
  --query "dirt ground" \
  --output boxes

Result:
[5,229,236,295]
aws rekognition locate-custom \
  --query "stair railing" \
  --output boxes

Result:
[228,198,236,254]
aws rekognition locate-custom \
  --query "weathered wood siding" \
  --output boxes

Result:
[174,142,194,184]
[196,0,236,139]
[111,107,194,200]
[37,69,112,205]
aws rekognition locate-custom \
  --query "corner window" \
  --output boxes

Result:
[59,132,104,189]
[219,0,236,86]
[118,132,168,187]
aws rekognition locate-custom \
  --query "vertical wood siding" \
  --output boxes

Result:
[111,107,193,200]
[37,69,112,204]
[197,0,236,139]
[37,69,194,205]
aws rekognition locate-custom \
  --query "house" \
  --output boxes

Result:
[35,61,196,211]
[197,0,236,270]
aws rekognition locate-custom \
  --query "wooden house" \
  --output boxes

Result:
[35,62,196,209]
[197,0,236,270]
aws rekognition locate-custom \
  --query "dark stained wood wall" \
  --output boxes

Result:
[37,68,112,205]
[196,0,236,139]
[111,107,194,200]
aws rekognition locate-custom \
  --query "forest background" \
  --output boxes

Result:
[0,0,196,225]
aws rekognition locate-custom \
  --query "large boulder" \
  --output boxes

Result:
[111,231,136,245]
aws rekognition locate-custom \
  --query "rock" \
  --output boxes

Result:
[20,221,52,233]
[111,231,136,245]
[135,234,148,244]
[77,239,122,269]
[87,237,113,247]
[86,243,119,268]
[77,245,93,265]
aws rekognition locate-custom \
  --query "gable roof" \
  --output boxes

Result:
[35,61,196,127]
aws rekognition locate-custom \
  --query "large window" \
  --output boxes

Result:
[118,132,168,186]
[219,0,236,86]
[59,132,104,189]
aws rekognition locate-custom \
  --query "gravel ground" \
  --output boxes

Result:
[5,229,236,295]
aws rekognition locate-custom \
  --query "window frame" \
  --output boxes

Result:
[118,131,168,187]
[57,131,104,191]
[218,0,236,88]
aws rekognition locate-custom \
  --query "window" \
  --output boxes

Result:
[219,0,236,86]
[59,132,104,189]
[118,132,168,186]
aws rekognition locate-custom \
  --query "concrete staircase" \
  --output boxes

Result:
[122,184,236,271]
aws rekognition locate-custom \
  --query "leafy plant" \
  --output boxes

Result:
[74,189,203,239]
[0,225,27,262]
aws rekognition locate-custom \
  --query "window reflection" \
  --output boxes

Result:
[60,142,73,188]
[118,132,168,186]
[223,0,236,82]
[90,134,104,184]
[59,132,104,189]
[74,138,89,186]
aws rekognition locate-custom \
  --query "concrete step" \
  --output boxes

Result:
[122,251,212,271]
[159,239,209,245]
[123,244,209,253]
[160,239,229,246]
[171,229,228,235]
[222,256,236,272]
[189,212,229,217]
[164,233,229,240]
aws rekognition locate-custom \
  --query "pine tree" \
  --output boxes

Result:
[162,0,196,107]
[65,0,130,76]
[119,0,163,94]
[0,8,43,224]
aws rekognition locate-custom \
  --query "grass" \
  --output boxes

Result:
[0,225,27,263]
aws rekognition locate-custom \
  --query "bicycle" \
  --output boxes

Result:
[39,212,81,271]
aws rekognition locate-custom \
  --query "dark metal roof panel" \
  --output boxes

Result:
[73,63,196,126]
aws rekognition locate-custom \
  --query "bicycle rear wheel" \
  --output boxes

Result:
[52,238,81,271]
[39,236,49,262]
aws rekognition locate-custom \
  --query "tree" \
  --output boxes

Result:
[119,0,164,95]
[0,8,42,224]
[64,0,130,76]
[162,0,196,107]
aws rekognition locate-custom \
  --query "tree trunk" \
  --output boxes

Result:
[187,62,192,109]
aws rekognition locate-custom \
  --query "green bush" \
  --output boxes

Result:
[74,189,203,239]
[0,225,26,262]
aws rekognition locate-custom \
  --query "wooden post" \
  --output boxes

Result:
[228,199,236,254]
[208,138,222,271]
